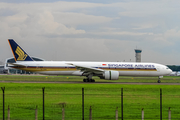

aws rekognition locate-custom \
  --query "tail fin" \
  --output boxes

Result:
[8,39,34,61]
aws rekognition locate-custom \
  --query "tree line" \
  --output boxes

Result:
[167,65,180,71]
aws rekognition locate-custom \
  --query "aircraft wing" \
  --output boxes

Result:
[67,63,104,74]
[8,63,26,67]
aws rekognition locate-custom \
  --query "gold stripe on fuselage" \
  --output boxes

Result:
[13,66,157,72]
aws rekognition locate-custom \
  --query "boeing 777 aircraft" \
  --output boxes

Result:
[8,39,172,83]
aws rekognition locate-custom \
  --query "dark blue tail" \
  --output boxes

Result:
[8,39,34,61]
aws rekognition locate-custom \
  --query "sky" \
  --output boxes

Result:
[0,0,180,65]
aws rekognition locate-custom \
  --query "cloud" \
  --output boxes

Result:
[1,0,180,65]
[38,11,86,35]
[117,1,178,17]
[145,29,180,47]
[53,12,112,26]
[0,1,113,38]
[132,23,159,30]
[93,31,153,36]
[164,29,180,38]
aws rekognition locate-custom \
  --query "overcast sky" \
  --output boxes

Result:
[0,0,180,65]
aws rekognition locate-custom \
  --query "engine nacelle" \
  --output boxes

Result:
[103,71,119,80]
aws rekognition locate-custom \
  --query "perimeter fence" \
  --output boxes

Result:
[0,87,180,120]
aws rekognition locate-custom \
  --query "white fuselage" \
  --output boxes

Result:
[11,61,172,77]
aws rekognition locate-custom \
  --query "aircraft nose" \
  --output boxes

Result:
[167,69,172,74]
[169,69,172,74]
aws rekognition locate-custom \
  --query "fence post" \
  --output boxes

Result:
[116,107,118,120]
[141,108,144,120]
[82,88,84,120]
[7,105,10,120]
[35,105,38,120]
[1,87,5,120]
[42,87,45,120]
[160,88,162,120]
[62,105,65,120]
[121,88,123,120]
[89,106,92,120]
[168,107,171,120]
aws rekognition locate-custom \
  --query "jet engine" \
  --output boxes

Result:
[103,71,119,80]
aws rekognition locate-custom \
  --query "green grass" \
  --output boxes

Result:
[0,75,180,119]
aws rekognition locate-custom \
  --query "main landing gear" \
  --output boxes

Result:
[83,78,95,82]
[83,74,95,82]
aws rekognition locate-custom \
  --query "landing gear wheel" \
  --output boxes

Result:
[89,79,95,82]
[83,78,95,82]
[158,79,161,83]
[83,79,88,82]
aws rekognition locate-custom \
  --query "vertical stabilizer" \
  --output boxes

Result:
[8,39,34,61]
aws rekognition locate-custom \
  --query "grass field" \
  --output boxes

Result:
[0,75,180,120]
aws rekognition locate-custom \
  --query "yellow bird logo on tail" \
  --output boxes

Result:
[15,46,27,60]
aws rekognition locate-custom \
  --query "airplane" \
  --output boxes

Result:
[8,39,172,83]
[169,71,180,76]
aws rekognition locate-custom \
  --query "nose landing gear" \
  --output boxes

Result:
[157,76,163,83]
